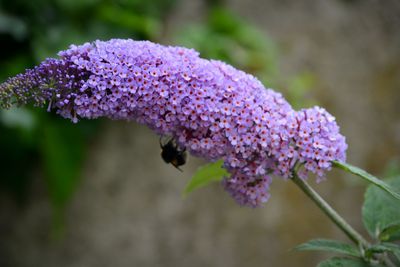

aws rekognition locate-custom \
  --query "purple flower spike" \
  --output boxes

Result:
[223,171,271,208]
[294,107,347,181]
[0,39,348,207]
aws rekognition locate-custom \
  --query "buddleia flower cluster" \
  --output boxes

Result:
[0,39,347,207]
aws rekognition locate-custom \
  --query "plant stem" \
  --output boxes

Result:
[291,172,370,249]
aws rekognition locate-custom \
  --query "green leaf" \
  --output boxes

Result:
[365,243,400,263]
[97,4,160,39]
[0,13,27,39]
[362,175,400,239]
[183,160,228,196]
[318,257,382,267]
[367,243,400,253]
[41,119,86,210]
[294,239,360,257]
[333,161,400,201]
[379,223,400,242]
[0,107,36,130]
[380,242,400,262]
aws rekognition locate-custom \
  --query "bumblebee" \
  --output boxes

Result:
[160,137,187,171]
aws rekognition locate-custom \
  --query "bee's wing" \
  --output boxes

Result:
[170,159,183,172]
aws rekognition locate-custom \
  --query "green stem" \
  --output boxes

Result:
[291,172,370,249]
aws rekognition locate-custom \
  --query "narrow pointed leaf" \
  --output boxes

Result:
[294,239,360,257]
[184,160,228,196]
[333,161,400,201]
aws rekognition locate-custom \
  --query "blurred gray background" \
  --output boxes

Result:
[0,0,399,266]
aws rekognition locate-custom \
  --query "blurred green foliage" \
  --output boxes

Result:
[175,7,279,84]
[0,0,177,220]
[0,0,315,226]
[0,108,37,203]
[175,7,316,109]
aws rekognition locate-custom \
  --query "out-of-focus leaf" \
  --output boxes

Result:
[31,26,89,61]
[54,0,101,11]
[113,0,177,19]
[1,107,36,130]
[0,123,37,203]
[175,7,278,86]
[294,239,360,257]
[362,175,400,239]
[97,4,160,40]
[41,119,86,209]
[0,12,27,40]
[286,72,316,109]
[184,160,228,196]
[0,55,32,81]
[318,257,382,267]
[379,223,400,242]
[208,7,239,34]
[333,161,400,201]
